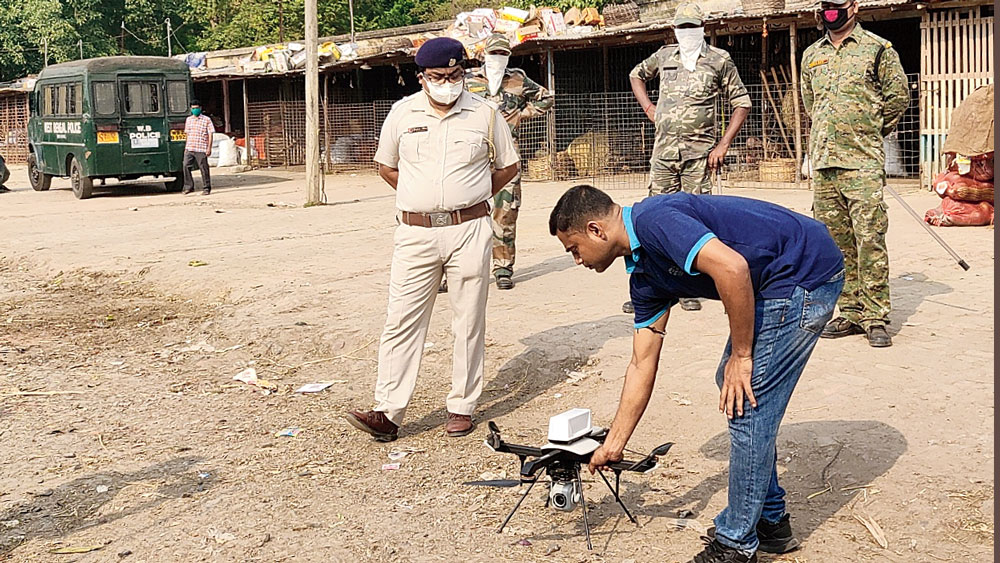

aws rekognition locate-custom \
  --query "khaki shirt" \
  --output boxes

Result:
[374,91,519,213]
[630,44,751,161]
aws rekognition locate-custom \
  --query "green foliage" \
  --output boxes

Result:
[0,0,615,79]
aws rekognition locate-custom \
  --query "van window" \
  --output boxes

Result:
[122,82,161,115]
[67,83,82,115]
[42,86,54,116]
[167,81,188,113]
[93,82,116,115]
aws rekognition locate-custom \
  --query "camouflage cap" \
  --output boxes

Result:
[484,33,512,55]
[673,2,704,26]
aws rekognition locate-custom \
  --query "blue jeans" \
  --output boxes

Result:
[712,270,844,554]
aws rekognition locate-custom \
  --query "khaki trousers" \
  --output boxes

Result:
[374,215,492,426]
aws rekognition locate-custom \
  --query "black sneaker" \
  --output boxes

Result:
[707,514,800,555]
[438,279,448,293]
[866,325,892,348]
[689,538,756,563]
[755,514,800,553]
[622,300,634,314]
[495,274,513,290]
[680,298,702,311]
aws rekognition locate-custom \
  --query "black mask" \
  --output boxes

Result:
[820,7,851,31]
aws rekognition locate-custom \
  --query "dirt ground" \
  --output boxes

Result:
[0,164,993,562]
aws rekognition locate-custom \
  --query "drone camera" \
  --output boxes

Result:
[549,480,581,512]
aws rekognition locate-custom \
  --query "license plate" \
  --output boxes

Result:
[170,130,187,142]
[97,131,119,144]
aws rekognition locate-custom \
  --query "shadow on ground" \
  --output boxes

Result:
[0,456,213,556]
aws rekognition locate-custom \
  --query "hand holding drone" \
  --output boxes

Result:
[464,409,673,549]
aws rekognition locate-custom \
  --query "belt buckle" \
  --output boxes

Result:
[429,212,453,227]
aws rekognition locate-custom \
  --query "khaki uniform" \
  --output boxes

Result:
[372,91,519,425]
[630,44,750,195]
[802,24,908,329]
[465,67,553,277]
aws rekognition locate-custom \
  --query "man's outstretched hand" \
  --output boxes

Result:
[588,443,624,474]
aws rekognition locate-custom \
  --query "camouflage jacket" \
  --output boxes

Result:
[801,24,909,170]
[630,44,751,161]
[465,67,554,136]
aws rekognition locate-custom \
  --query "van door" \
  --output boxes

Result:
[91,80,123,176]
[119,77,169,177]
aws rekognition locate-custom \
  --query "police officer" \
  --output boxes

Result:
[345,38,520,442]
[626,2,751,312]
[801,0,908,348]
[458,33,554,291]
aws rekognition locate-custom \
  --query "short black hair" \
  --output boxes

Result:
[190,99,201,107]
[548,184,616,236]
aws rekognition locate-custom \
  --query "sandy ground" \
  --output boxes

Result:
[0,164,993,562]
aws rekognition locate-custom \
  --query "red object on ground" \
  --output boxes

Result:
[925,196,994,227]
[932,171,994,204]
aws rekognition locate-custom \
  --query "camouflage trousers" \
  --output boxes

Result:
[812,168,891,329]
[649,156,712,197]
[491,167,522,277]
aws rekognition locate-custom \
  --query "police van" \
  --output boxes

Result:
[27,56,192,199]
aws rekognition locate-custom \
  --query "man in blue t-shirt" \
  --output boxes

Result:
[549,185,844,563]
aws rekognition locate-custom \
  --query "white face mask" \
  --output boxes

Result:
[674,27,705,71]
[424,77,464,105]
[484,54,509,95]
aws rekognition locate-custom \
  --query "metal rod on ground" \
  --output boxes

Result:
[884,183,970,270]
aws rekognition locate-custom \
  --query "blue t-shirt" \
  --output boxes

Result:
[626,193,844,328]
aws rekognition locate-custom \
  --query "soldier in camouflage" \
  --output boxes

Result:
[625,1,750,312]
[456,33,553,291]
[801,0,909,348]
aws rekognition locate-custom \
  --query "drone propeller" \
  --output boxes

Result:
[462,479,523,488]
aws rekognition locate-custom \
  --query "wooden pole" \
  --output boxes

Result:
[305,0,322,205]
[242,78,251,166]
[545,48,556,182]
[789,24,803,185]
[222,79,231,133]
[760,70,791,155]
[323,73,331,171]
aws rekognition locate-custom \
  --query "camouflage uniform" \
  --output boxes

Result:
[465,64,553,278]
[802,24,909,329]
[630,43,750,196]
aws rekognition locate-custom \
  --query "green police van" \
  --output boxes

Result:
[27,56,192,199]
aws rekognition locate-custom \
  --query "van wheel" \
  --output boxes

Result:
[164,174,184,192]
[70,157,93,199]
[27,153,51,191]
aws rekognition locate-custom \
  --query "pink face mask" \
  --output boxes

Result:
[822,9,842,22]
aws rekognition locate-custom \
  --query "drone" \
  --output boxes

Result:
[464,409,673,549]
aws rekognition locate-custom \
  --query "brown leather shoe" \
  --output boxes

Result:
[344,410,398,442]
[820,316,864,339]
[445,413,475,437]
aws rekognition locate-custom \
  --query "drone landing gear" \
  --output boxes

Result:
[496,467,639,550]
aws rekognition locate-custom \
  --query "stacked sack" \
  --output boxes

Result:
[925,84,994,227]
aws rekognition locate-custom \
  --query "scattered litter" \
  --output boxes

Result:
[294,382,335,393]
[853,511,888,548]
[565,370,587,384]
[128,207,138,211]
[381,463,401,471]
[553,393,563,399]
[544,544,560,556]
[233,367,278,393]
[215,209,227,213]
[267,201,296,208]
[188,260,208,267]
[294,321,308,326]
[118,550,133,558]
[275,427,302,438]
[902,275,914,281]
[388,451,410,461]
[677,509,693,518]
[198,472,212,479]
[424,342,435,349]
[517,538,532,546]
[49,545,105,554]
[96,485,110,493]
